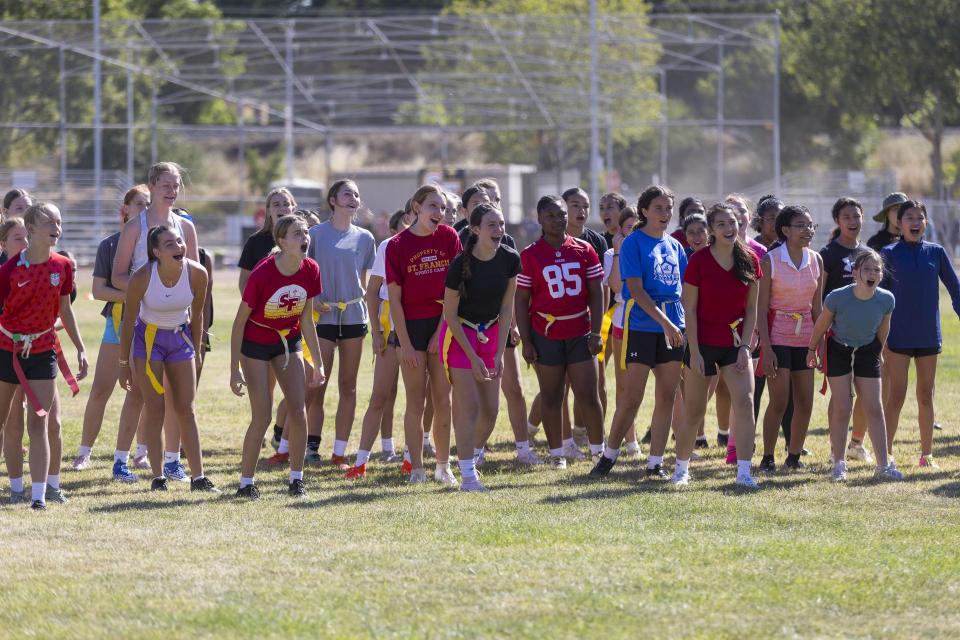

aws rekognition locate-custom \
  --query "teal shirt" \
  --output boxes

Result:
[824,285,895,347]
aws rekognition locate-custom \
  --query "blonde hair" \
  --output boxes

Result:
[147,162,184,187]
[271,214,305,253]
[410,184,444,216]
[23,202,60,228]
[262,187,298,234]
[0,217,26,242]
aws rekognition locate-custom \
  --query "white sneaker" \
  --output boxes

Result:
[622,442,641,458]
[550,456,567,469]
[516,449,543,465]
[71,454,91,471]
[735,473,759,489]
[571,426,589,447]
[409,468,427,484]
[475,449,486,467]
[832,461,848,482]
[433,466,459,488]
[690,451,702,462]
[563,442,586,462]
[460,478,489,493]
[671,469,690,486]
[875,463,904,482]
[846,442,874,463]
[132,454,151,470]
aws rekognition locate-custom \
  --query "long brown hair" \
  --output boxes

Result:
[706,203,757,284]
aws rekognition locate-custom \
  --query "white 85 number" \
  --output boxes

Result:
[543,263,582,299]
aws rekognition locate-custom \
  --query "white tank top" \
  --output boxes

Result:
[139,262,193,329]
[132,210,185,272]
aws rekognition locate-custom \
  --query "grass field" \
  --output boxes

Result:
[2,270,960,639]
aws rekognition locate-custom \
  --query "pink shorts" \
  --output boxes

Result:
[439,320,499,369]
[612,326,624,340]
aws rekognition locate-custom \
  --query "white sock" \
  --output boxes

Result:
[458,458,477,482]
[403,449,411,463]
[163,451,178,464]
[436,461,450,472]
[562,437,575,449]
[516,440,531,454]
[474,447,484,459]
[718,429,729,436]
[527,422,538,432]
[278,438,290,454]
[647,455,663,468]
[135,443,147,458]
[606,447,620,461]
[115,450,128,464]
[78,445,92,457]
[737,460,752,476]
[423,432,432,445]
[381,437,394,454]
[47,474,60,490]
[32,482,46,502]
[333,440,347,457]
[11,477,24,493]
[355,450,370,466]
[192,475,204,482]
[549,447,565,458]
[589,443,603,456]
[239,476,255,488]
[675,459,690,475]
[289,470,303,482]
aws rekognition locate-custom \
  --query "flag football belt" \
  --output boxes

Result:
[441,315,499,382]
[618,298,679,369]
[0,324,79,417]
[143,321,194,393]
[536,308,588,337]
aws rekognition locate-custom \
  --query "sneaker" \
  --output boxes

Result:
[31,500,46,511]
[9,490,28,505]
[623,442,641,458]
[550,456,567,470]
[526,423,540,438]
[345,464,366,480]
[572,426,589,447]
[846,442,874,463]
[645,464,667,479]
[516,450,543,465]
[563,442,586,462]
[378,451,402,463]
[190,476,221,493]
[305,451,323,465]
[934,422,943,431]
[433,466,459,488]
[783,456,806,471]
[735,473,759,489]
[423,441,436,458]
[112,460,139,483]
[132,454,151,470]
[759,455,776,474]
[270,434,281,451]
[832,461,848,483]
[919,455,940,469]
[409,468,427,484]
[475,449,486,467]
[330,454,350,471]
[45,486,68,503]
[725,446,737,465]
[801,447,812,456]
[460,478,489,493]
[151,477,168,491]
[288,479,306,497]
[163,460,189,482]
[671,468,691,486]
[71,454,91,471]
[589,455,616,477]
[641,429,652,445]
[874,463,905,482]
[235,484,260,499]
[695,436,709,449]
[401,459,412,475]
[265,452,290,467]
[717,432,729,447]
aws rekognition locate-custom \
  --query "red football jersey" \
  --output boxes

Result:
[518,236,603,339]
[242,255,322,345]
[0,251,74,354]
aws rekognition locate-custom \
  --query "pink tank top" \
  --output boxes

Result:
[767,244,819,347]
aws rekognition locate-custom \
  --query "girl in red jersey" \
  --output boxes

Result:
[231,215,325,499]
[385,185,462,484]
[677,203,761,488]
[516,195,605,468]
[0,203,87,510]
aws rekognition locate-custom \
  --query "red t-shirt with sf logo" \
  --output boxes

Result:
[242,255,322,345]
[0,251,73,354]
[517,236,602,340]
[385,224,461,320]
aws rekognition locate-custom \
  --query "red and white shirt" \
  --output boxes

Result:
[0,251,73,354]
[518,236,603,339]
[242,255,322,345]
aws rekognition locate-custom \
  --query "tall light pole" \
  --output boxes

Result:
[589,0,600,213]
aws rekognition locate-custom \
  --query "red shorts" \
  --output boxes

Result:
[612,326,624,341]
[439,320,499,370]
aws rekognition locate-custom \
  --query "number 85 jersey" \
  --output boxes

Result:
[517,236,603,340]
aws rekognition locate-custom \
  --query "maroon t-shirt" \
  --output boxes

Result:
[385,225,461,320]
[683,247,761,347]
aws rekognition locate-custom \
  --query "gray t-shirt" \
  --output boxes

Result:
[824,284,895,347]
[94,232,121,318]
[308,222,376,325]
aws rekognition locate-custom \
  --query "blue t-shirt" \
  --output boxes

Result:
[619,229,687,332]
[824,284,895,347]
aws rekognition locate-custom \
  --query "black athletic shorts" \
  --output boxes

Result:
[624,330,684,368]
[683,344,741,376]
[887,344,941,358]
[241,336,303,362]
[771,345,811,372]
[316,323,368,342]
[827,336,882,378]
[388,316,440,352]
[0,349,57,383]
[530,330,592,367]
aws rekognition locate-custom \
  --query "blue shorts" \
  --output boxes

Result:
[102,316,120,345]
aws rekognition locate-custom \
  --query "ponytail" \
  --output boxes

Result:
[459,202,499,300]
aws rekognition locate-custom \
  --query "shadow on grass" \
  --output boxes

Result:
[930,480,960,498]
[286,488,402,509]
[87,498,201,513]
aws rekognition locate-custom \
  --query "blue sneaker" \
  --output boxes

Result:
[163,460,189,482]
[112,460,139,483]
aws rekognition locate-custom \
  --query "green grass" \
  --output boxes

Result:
[3,272,960,639]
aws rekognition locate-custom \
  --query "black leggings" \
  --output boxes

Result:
[754,375,794,447]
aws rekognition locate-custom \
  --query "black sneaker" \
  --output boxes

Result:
[190,476,221,493]
[288,479,306,497]
[717,432,729,447]
[640,429,652,445]
[645,464,667,479]
[759,455,776,474]
[783,454,805,471]
[589,456,616,477]
[695,436,709,449]
[30,500,46,511]
[151,477,168,491]
[235,484,260,500]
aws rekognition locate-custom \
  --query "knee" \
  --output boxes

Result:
[733,395,754,417]
[88,383,113,405]
[916,386,935,406]
[338,382,357,400]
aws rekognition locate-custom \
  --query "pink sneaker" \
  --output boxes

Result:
[132,454,151,470]
[725,445,737,465]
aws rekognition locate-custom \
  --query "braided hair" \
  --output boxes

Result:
[706,203,757,284]
[458,202,499,300]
